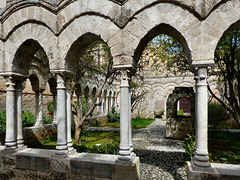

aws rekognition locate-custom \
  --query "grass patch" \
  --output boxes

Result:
[28,131,120,155]
[208,131,240,164]
[100,117,155,129]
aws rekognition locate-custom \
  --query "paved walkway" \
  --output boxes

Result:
[132,118,187,180]
[86,118,188,179]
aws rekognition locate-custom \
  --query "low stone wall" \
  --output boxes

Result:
[187,161,240,180]
[0,147,140,180]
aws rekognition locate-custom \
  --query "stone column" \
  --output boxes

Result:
[66,78,74,152]
[97,97,101,115]
[35,90,39,125]
[163,96,167,119]
[118,70,131,161]
[85,96,88,115]
[105,96,109,114]
[5,77,17,149]
[16,80,24,148]
[52,92,57,124]
[35,89,44,127]
[129,87,133,154]
[192,67,212,171]
[56,74,68,155]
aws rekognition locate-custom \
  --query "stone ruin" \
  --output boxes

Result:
[166,87,195,140]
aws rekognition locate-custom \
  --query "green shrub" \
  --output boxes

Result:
[74,142,119,155]
[208,102,230,128]
[0,110,6,131]
[43,114,53,124]
[107,106,120,123]
[154,111,164,118]
[177,110,184,116]
[22,111,35,127]
[183,133,195,161]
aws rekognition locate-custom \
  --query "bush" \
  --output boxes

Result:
[154,111,164,118]
[43,114,53,124]
[183,133,195,161]
[74,142,119,155]
[22,111,35,127]
[177,110,184,116]
[107,106,120,123]
[0,110,6,131]
[208,102,230,128]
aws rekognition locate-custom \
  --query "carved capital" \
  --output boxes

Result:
[5,77,16,91]
[194,67,209,85]
[56,74,66,89]
[119,69,131,87]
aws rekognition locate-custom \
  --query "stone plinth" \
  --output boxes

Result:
[187,162,240,180]
[0,147,140,180]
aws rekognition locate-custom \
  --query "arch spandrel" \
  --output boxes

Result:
[2,6,57,37]
[3,23,56,74]
[58,15,119,71]
[123,3,198,66]
[194,0,240,66]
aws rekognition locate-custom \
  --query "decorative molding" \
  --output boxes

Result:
[111,0,128,5]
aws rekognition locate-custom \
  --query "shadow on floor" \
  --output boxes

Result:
[134,149,187,180]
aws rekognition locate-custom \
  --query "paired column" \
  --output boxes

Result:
[55,74,68,155]
[5,77,25,150]
[16,80,24,148]
[35,89,44,127]
[52,91,57,124]
[118,69,132,161]
[192,67,212,171]
[5,77,17,149]
[66,78,74,152]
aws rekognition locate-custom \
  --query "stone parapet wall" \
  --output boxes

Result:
[0,148,140,180]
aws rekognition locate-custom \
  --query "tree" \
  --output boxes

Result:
[208,29,240,123]
[145,31,240,123]
[71,41,117,145]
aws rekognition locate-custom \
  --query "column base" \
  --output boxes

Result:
[17,139,24,148]
[191,158,214,172]
[5,141,17,150]
[56,144,68,155]
[67,142,74,152]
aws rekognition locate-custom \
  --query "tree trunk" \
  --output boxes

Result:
[75,125,82,145]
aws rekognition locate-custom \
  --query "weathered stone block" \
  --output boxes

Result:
[16,153,51,171]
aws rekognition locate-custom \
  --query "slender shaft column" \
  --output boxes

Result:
[129,87,133,153]
[52,92,57,124]
[97,97,100,115]
[66,78,74,152]
[163,96,167,119]
[35,91,39,125]
[56,74,68,155]
[35,90,44,127]
[85,96,88,115]
[16,81,24,147]
[192,67,212,170]
[118,70,131,161]
[106,97,109,114]
[5,77,17,149]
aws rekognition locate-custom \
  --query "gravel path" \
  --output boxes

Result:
[132,118,187,180]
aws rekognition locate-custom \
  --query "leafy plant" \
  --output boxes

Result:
[107,106,120,123]
[177,110,184,116]
[154,111,164,118]
[22,111,35,127]
[208,102,230,128]
[43,114,53,124]
[183,133,195,161]
[0,110,6,132]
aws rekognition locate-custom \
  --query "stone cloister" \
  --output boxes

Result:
[0,0,240,179]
